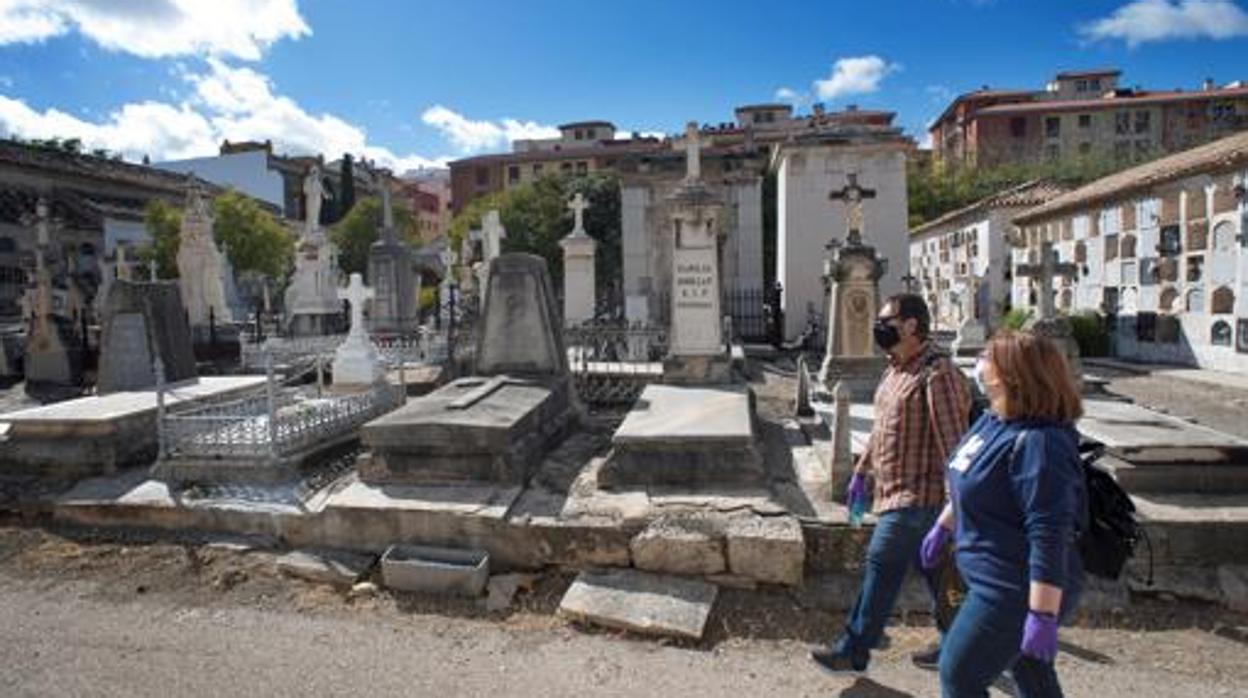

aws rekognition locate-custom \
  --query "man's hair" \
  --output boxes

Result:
[984,330,1083,423]
[883,293,931,339]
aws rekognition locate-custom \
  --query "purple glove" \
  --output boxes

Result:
[1020,611,1059,662]
[846,472,868,508]
[919,523,951,571]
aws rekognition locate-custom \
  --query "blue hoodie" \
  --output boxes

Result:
[946,413,1087,604]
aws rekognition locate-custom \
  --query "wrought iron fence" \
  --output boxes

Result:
[162,380,401,462]
[563,319,667,406]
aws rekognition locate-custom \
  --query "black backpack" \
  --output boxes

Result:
[1076,441,1153,584]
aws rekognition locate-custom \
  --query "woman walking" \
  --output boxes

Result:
[919,331,1087,698]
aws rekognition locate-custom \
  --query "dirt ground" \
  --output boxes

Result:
[1,525,1245,697]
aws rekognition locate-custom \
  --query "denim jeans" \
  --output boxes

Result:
[939,588,1075,698]
[833,505,942,665]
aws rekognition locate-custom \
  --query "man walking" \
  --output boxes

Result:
[812,293,971,673]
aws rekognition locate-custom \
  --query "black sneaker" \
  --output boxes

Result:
[810,647,867,674]
[911,644,941,670]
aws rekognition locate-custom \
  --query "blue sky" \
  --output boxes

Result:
[1,0,1247,172]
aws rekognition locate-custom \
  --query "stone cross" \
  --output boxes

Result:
[482,210,505,261]
[682,121,702,182]
[828,173,876,244]
[1015,241,1078,320]
[381,182,395,240]
[337,272,374,339]
[960,275,980,323]
[567,192,589,235]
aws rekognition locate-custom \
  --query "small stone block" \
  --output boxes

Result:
[630,516,726,576]
[380,544,490,597]
[559,569,718,640]
[276,549,375,587]
[724,514,805,586]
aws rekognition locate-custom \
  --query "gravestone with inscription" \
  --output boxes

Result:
[359,253,577,485]
[97,280,196,393]
[817,173,888,401]
[600,122,763,489]
[560,192,597,327]
[663,122,730,384]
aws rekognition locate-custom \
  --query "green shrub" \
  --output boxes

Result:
[1067,311,1110,357]
[1001,308,1033,331]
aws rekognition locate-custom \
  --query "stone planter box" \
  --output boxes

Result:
[380,544,490,597]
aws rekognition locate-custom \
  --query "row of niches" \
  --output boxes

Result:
[1026,178,1242,243]
[1032,282,1235,316]
[1123,313,1243,350]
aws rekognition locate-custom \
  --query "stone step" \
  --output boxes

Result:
[1102,453,1248,495]
[558,569,718,640]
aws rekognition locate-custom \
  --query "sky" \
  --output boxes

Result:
[1,0,1247,173]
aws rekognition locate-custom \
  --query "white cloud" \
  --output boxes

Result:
[420,104,559,154]
[774,86,808,106]
[0,0,310,60]
[0,59,448,171]
[1079,0,1248,47]
[813,55,900,101]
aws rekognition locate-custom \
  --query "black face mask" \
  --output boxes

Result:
[873,321,901,351]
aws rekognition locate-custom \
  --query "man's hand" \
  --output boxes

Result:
[847,472,868,509]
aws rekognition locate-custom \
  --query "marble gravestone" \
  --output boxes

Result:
[559,192,597,327]
[359,253,577,486]
[368,184,418,334]
[951,274,987,357]
[663,122,731,384]
[176,178,232,334]
[284,164,343,336]
[331,273,384,386]
[817,173,888,401]
[97,280,196,393]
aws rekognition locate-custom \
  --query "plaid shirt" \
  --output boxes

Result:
[857,342,971,514]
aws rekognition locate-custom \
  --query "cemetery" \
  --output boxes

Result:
[2,108,1248,650]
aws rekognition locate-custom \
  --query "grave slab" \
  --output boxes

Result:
[0,376,267,477]
[601,384,763,488]
[1080,397,1248,463]
[558,569,718,640]
[276,549,375,587]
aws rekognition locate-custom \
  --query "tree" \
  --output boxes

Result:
[338,154,356,223]
[329,196,418,277]
[447,173,623,295]
[140,198,182,278]
[212,190,293,278]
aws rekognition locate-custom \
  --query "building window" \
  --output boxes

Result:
[0,266,24,284]
[0,237,15,254]
[560,162,572,172]
[1045,117,1060,138]
[533,163,543,176]
[1078,114,1092,129]
[575,161,588,175]
[1115,111,1131,135]
[1134,110,1151,134]
[1075,79,1088,92]
[507,165,520,184]
[1211,101,1237,125]
[1089,78,1102,92]
[1010,117,1026,138]
[475,166,489,186]
[574,129,583,140]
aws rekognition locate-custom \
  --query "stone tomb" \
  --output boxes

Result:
[601,384,762,488]
[359,253,577,485]
[97,280,196,393]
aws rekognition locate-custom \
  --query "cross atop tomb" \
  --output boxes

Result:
[439,246,457,273]
[380,183,395,240]
[828,173,876,245]
[682,121,702,182]
[337,272,374,338]
[1014,241,1078,320]
[482,209,505,261]
[567,192,590,235]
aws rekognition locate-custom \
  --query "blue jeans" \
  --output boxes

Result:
[833,505,942,665]
[939,588,1076,698]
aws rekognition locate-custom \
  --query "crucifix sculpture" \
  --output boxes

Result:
[338,272,374,339]
[828,173,876,246]
[682,121,701,182]
[567,192,590,235]
[1014,241,1078,320]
